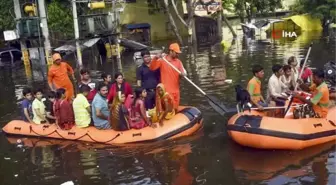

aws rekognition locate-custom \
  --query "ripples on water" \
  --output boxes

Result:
[0,32,335,185]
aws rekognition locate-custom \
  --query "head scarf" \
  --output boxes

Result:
[155,83,173,114]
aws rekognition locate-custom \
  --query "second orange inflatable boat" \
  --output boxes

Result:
[2,106,203,145]
[227,107,336,150]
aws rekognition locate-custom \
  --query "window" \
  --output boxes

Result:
[0,52,12,62]
[11,50,22,61]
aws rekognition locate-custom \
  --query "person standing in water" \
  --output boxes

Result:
[149,43,186,111]
[48,53,76,102]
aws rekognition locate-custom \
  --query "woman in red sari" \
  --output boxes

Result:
[128,87,153,129]
[107,72,133,103]
[149,83,175,126]
[53,88,75,130]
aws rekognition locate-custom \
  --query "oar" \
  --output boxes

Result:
[294,42,313,91]
[161,56,230,116]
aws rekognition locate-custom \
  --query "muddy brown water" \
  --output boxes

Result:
[0,33,335,185]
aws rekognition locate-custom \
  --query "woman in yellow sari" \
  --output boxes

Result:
[149,83,175,126]
[110,91,130,131]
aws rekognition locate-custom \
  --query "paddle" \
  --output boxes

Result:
[160,56,230,116]
[294,42,313,91]
[285,42,313,117]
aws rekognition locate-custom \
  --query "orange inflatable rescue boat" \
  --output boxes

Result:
[227,107,336,150]
[2,106,203,145]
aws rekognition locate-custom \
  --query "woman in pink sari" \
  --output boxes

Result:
[128,87,152,129]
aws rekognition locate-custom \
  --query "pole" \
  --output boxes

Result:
[13,0,32,80]
[37,0,52,67]
[217,11,223,41]
[112,1,122,72]
[72,0,83,67]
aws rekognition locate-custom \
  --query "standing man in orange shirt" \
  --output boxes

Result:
[149,43,186,110]
[48,53,77,102]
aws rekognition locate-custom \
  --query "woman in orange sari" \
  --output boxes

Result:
[149,83,175,126]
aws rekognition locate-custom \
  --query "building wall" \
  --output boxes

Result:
[120,0,187,42]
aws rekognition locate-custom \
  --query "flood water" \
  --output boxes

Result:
[0,32,335,185]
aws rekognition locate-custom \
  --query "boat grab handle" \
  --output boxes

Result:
[313,123,322,128]
[68,132,76,136]
[132,133,142,137]
[14,127,21,131]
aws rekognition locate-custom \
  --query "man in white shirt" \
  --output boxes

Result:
[267,64,289,106]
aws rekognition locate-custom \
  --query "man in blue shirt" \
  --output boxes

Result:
[136,49,160,109]
[91,83,110,129]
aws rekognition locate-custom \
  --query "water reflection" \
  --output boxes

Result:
[0,30,335,185]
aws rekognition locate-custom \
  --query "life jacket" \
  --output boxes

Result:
[247,77,262,103]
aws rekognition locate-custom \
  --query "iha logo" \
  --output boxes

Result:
[271,30,297,39]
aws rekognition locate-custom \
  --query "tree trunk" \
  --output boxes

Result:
[222,12,237,38]
[217,12,223,40]
[163,0,183,45]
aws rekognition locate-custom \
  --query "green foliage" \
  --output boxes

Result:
[47,0,74,37]
[0,1,15,32]
[291,0,336,22]
[222,0,282,22]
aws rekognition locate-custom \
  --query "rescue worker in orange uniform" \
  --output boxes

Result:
[294,68,329,118]
[149,43,186,111]
[48,53,76,102]
[247,64,268,110]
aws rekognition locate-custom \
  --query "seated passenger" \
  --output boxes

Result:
[247,65,268,109]
[101,73,113,90]
[298,59,313,85]
[110,91,130,131]
[73,84,91,128]
[294,69,329,118]
[267,64,288,106]
[107,72,133,104]
[128,87,152,129]
[44,91,56,123]
[92,83,111,130]
[148,83,175,126]
[54,88,75,130]
[280,65,295,90]
[78,68,98,103]
[32,88,48,124]
[21,88,34,123]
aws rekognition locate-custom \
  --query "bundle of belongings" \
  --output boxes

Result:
[293,104,320,119]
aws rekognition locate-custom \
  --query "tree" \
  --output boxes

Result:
[223,0,282,23]
[291,0,336,28]
[47,0,74,38]
[0,1,15,32]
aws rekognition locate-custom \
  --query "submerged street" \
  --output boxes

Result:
[0,32,335,185]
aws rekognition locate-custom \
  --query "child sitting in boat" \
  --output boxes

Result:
[294,68,329,118]
[73,84,91,128]
[148,83,175,126]
[54,88,75,130]
[32,88,49,124]
[44,91,56,123]
[21,88,34,123]
[247,65,268,110]
[110,91,130,131]
[128,87,153,129]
